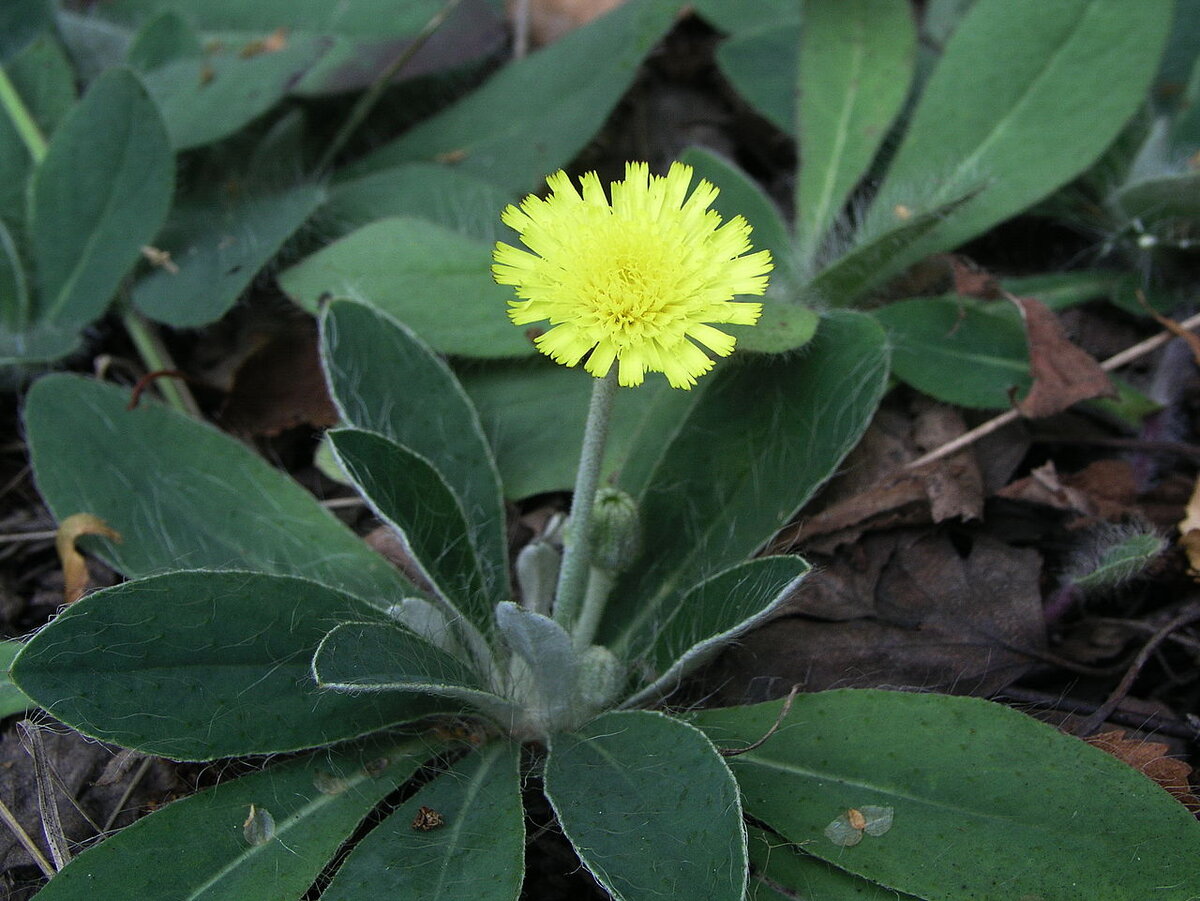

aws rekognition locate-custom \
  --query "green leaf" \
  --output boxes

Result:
[678,146,797,286]
[748,828,920,901]
[872,296,1029,408]
[28,67,172,326]
[322,163,517,245]
[125,10,203,72]
[12,571,443,759]
[338,0,681,194]
[598,312,889,659]
[546,710,746,901]
[312,621,515,725]
[0,320,80,365]
[141,38,325,150]
[809,191,976,304]
[459,358,690,499]
[695,691,1200,900]
[23,374,412,605]
[280,217,529,358]
[1112,171,1200,223]
[626,556,810,708]
[1000,270,1123,311]
[0,639,32,718]
[795,0,914,256]
[31,737,441,901]
[691,0,795,36]
[727,298,820,354]
[321,743,524,901]
[132,183,325,327]
[715,20,801,134]
[328,428,493,622]
[868,0,1174,281]
[321,300,509,602]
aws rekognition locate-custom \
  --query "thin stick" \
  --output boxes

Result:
[17,721,72,871]
[906,310,1200,470]
[0,795,55,877]
[1074,603,1200,737]
[719,684,801,757]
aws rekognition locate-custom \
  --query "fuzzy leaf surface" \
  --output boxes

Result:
[12,572,442,760]
[546,710,746,901]
[31,737,442,901]
[599,312,889,658]
[695,690,1200,900]
[868,0,1173,281]
[281,217,528,357]
[795,0,915,255]
[322,300,508,603]
[338,0,680,193]
[132,183,325,327]
[328,428,492,622]
[28,67,172,325]
[321,743,524,901]
[23,375,412,604]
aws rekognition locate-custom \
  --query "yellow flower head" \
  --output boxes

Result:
[492,161,771,389]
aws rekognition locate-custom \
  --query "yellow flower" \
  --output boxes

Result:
[492,161,771,389]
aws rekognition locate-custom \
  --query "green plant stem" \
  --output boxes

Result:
[314,0,463,174]
[553,368,618,632]
[0,67,47,162]
[573,566,615,651]
[120,305,202,418]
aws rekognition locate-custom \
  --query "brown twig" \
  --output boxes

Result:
[719,684,801,757]
[1074,603,1200,737]
[905,310,1200,470]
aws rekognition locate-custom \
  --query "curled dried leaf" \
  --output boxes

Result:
[56,513,122,604]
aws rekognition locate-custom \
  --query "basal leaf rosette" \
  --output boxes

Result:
[492,161,772,389]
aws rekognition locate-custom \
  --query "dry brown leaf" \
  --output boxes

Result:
[996,459,1137,523]
[1007,294,1116,418]
[1176,475,1200,578]
[56,513,122,604]
[949,256,1001,299]
[1085,730,1200,811]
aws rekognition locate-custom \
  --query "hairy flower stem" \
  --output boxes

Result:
[573,566,615,651]
[553,368,618,633]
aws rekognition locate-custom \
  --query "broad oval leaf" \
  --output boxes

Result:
[321,743,524,901]
[11,571,442,760]
[328,428,492,625]
[598,312,889,659]
[695,690,1200,900]
[338,0,681,194]
[494,601,578,733]
[281,217,529,358]
[23,374,413,605]
[747,828,921,901]
[546,710,746,901]
[0,639,31,719]
[868,0,1174,282]
[31,737,442,901]
[28,67,173,326]
[795,0,915,258]
[715,20,801,134]
[321,300,509,602]
[132,183,325,327]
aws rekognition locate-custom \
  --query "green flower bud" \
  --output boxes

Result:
[590,487,641,573]
[577,644,626,713]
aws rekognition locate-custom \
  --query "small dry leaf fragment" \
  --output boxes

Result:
[56,513,122,604]
[313,770,349,796]
[1176,477,1200,578]
[411,806,445,831]
[824,805,894,847]
[240,27,289,57]
[1085,730,1200,811]
[243,804,276,846]
[1007,294,1116,418]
